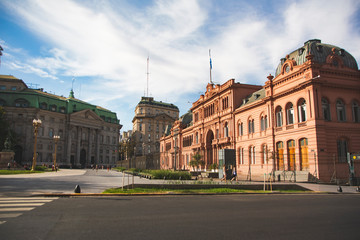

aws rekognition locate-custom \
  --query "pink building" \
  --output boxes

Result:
[160,39,360,182]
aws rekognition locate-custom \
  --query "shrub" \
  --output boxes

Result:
[35,165,48,171]
[149,170,191,180]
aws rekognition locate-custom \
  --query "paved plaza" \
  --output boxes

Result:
[0,169,359,197]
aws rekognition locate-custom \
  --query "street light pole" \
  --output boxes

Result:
[31,119,42,171]
[53,135,60,169]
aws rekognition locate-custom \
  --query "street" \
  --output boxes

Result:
[0,194,359,240]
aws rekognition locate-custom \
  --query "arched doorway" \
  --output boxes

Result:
[206,130,214,166]
[13,145,23,165]
[287,140,295,171]
[299,138,309,170]
[80,149,86,168]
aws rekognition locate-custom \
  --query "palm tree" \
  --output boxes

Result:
[190,152,204,171]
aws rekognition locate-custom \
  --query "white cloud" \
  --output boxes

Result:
[1,0,360,130]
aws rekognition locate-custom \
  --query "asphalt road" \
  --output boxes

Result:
[1,194,360,240]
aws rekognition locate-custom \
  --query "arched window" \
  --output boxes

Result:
[249,146,255,164]
[260,116,267,131]
[298,99,307,122]
[238,122,243,136]
[262,144,267,165]
[59,107,66,113]
[336,99,346,122]
[238,147,244,164]
[196,133,199,144]
[40,102,47,110]
[322,98,331,121]
[275,106,283,127]
[276,141,284,170]
[337,138,348,163]
[14,98,29,108]
[286,103,294,125]
[287,140,296,171]
[352,101,360,123]
[224,122,229,137]
[50,105,57,112]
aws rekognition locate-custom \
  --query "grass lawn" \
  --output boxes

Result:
[103,188,309,194]
[0,169,46,175]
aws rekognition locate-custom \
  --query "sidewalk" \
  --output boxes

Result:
[0,169,86,179]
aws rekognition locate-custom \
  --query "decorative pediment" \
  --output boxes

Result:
[70,109,103,122]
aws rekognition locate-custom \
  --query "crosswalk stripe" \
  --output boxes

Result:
[0,213,23,218]
[0,197,58,224]
[0,207,35,212]
[0,200,55,203]
[0,198,58,201]
[0,203,45,207]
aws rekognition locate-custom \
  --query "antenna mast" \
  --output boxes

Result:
[146,56,150,97]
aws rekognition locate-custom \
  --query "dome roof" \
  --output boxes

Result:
[275,39,358,77]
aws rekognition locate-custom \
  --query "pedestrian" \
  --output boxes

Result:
[231,167,237,182]
[7,162,11,170]
[220,165,226,182]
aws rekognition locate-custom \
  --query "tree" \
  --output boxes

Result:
[0,107,20,152]
[190,152,204,171]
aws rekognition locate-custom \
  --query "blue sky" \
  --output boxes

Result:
[1,0,360,131]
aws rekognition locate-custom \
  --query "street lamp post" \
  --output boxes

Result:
[53,135,60,169]
[31,119,42,171]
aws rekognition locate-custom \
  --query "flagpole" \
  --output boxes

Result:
[209,49,213,84]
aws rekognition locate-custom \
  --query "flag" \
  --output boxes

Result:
[209,49,212,69]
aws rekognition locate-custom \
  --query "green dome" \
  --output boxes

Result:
[275,39,358,77]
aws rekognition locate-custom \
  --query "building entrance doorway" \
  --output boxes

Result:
[80,149,86,168]
[206,130,214,166]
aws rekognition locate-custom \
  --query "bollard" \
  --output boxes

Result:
[356,186,360,192]
[337,186,342,193]
[74,185,81,193]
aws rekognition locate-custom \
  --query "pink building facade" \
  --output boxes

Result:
[160,39,360,182]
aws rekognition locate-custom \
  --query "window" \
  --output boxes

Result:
[50,105,57,112]
[336,99,346,122]
[196,133,199,144]
[249,146,256,164]
[262,144,267,165]
[14,99,29,108]
[148,134,151,142]
[148,124,151,131]
[286,103,294,125]
[322,98,331,121]
[11,86,17,91]
[60,107,66,113]
[49,128,54,138]
[139,123,142,131]
[40,102,48,110]
[248,119,254,134]
[276,107,283,127]
[238,122,243,136]
[298,99,307,122]
[337,139,348,163]
[352,101,360,122]
[224,122,229,137]
[0,85,6,90]
[239,148,244,164]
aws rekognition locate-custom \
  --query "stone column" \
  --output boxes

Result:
[88,128,92,165]
[67,127,72,165]
[96,129,100,165]
[76,126,81,166]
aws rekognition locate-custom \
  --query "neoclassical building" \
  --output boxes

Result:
[131,96,179,169]
[0,75,122,168]
[160,39,360,182]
